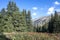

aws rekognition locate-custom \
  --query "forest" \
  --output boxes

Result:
[0,1,33,32]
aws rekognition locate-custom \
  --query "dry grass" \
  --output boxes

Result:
[3,32,60,40]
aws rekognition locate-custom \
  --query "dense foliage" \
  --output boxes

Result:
[0,1,33,32]
[48,11,60,33]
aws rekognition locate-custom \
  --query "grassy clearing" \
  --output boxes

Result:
[3,32,60,40]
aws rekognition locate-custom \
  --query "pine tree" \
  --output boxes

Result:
[48,11,60,33]
[0,1,33,32]
[48,14,54,33]
[20,9,27,32]
[42,23,48,32]
[7,1,19,13]
[53,11,60,33]
[26,10,33,32]
[1,8,6,15]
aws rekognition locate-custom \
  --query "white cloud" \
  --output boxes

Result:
[54,1,60,5]
[47,7,55,15]
[32,13,37,16]
[32,7,38,10]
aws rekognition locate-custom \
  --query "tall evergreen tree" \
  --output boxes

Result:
[48,14,54,33]
[53,11,60,33]
[1,8,6,15]
[48,11,60,33]
[26,10,33,31]
[7,1,19,13]
[0,1,33,32]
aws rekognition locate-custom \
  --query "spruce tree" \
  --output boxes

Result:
[48,14,54,33]
[0,1,33,32]
[7,1,19,13]
[26,10,33,32]
[48,11,60,33]
[53,11,60,33]
[1,8,6,15]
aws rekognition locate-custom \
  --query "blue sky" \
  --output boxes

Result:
[0,0,60,19]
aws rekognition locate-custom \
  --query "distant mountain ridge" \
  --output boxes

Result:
[33,12,60,27]
[33,16,51,27]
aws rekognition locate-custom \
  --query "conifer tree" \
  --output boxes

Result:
[48,14,54,33]
[0,1,33,32]
[7,1,19,13]
[48,11,60,33]
[26,10,33,31]
[1,8,6,15]
[53,11,60,33]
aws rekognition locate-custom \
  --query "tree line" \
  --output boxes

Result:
[35,11,60,33]
[0,1,33,32]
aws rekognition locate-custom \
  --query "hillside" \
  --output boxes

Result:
[33,16,51,27]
